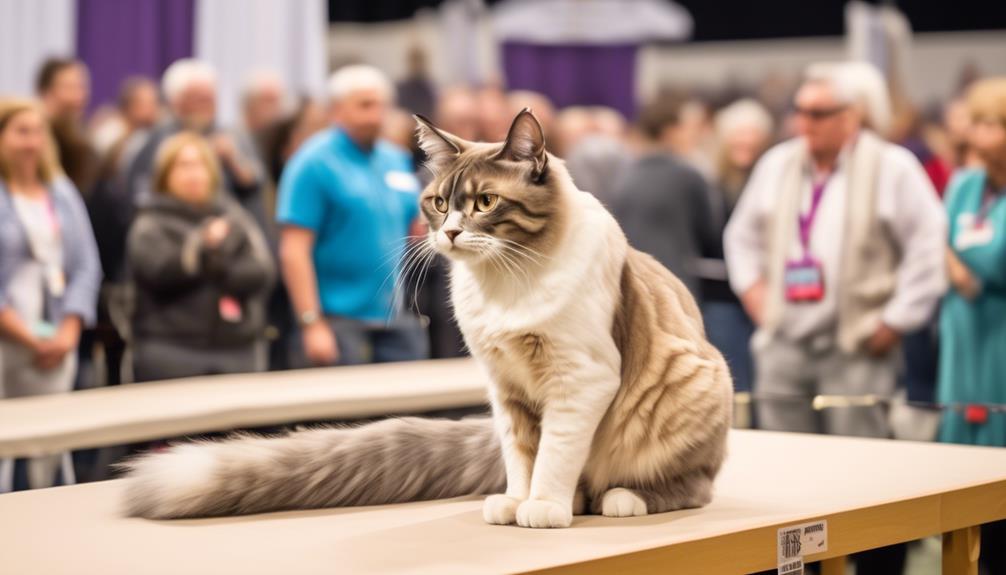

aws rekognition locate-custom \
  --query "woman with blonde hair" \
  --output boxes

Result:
[0,99,101,491]
[939,78,1006,573]
[127,132,274,382]
[701,98,774,411]
[940,78,1006,445]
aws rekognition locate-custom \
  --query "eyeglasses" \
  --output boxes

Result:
[794,105,847,121]
[971,116,1006,129]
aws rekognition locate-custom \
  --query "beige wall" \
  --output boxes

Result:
[329,16,1006,107]
[639,31,1006,106]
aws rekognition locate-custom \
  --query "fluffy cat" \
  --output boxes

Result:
[121,110,733,529]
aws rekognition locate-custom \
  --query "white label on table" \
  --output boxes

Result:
[777,520,828,575]
[778,557,804,575]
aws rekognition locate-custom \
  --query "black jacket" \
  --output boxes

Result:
[127,193,275,348]
[612,153,716,300]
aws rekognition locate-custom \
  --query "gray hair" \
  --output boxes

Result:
[161,59,217,103]
[327,65,394,104]
[714,98,774,140]
[804,61,891,134]
[241,69,286,104]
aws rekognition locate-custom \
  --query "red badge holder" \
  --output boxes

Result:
[964,404,989,425]
[784,258,826,302]
[785,175,831,303]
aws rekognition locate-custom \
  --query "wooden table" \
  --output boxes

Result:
[1,430,1003,574]
[0,359,488,458]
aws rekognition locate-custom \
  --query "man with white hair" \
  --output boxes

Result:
[241,70,288,135]
[277,65,427,367]
[724,64,946,571]
[125,59,266,230]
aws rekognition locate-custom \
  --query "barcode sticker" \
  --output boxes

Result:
[778,557,804,575]
[776,520,828,575]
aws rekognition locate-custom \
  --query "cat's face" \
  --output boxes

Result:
[415,110,563,267]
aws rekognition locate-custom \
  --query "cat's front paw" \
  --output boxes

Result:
[483,494,522,525]
[600,487,648,518]
[516,499,573,528]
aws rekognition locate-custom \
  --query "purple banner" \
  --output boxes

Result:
[76,0,195,113]
[501,42,638,119]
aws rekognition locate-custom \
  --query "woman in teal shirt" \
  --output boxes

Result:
[940,78,1006,447]
[939,78,1006,574]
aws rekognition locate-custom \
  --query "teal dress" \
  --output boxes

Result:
[939,169,1006,446]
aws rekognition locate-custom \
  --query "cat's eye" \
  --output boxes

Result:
[432,196,448,213]
[475,193,499,212]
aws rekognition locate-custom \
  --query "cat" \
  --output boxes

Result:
[121,109,733,529]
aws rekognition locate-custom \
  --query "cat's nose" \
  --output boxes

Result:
[445,229,461,243]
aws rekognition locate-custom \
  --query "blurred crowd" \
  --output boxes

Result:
[1,51,1005,570]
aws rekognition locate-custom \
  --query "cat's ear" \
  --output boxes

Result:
[496,108,548,178]
[414,114,464,175]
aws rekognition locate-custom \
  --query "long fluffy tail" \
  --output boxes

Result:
[121,416,504,519]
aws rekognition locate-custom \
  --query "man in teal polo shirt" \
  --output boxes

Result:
[277,65,428,366]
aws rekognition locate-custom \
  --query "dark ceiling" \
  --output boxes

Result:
[327,0,1006,41]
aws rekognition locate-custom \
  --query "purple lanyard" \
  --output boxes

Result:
[977,180,1005,225]
[797,174,831,255]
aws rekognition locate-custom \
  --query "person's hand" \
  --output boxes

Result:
[203,217,231,249]
[33,318,81,370]
[304,321,339,366]
[741,280,766,326]
[212,133,258,186]
[866,323,901,357]
[212,133,238,164]
[949,259,982,300]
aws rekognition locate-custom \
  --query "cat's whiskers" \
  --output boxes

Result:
[385,240,436,324]
[495,237,551,265]
[497,243,544,277]
[411,247,438,316]
[375,239,431,306]
[485,242,533,294]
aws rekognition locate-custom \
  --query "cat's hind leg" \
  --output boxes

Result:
[599,487,647,517]
[596,470,714,518]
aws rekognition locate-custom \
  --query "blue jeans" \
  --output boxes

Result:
[701,301,754,393]
[290,315,430,367]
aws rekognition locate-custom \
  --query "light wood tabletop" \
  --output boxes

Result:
[0,358,488,458]
[1,430,1003,574]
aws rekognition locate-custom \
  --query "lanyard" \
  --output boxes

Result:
[976,179,1006,224]
[797,172,832,255]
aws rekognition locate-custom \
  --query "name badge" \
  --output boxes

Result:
[46,265,66,298]
[955,214,995,250]
[32,320,58,339]
[219,296,243,323]
[385,171,420,192]
[784,258,826,302]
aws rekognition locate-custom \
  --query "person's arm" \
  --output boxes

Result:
[723,151,774,325]
[276,153,337,366]
[280,226,337,365]
[214,212,276,297]
[214,133,262,195]
[689,172,718,259]
[871,155,949,355]
[127,216,205,293]
[60,183,103,327]
[0,307,39,351]
[0,215,36,350]
[946,247,981,300]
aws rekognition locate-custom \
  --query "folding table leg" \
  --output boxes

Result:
[943,525,980,575]
[820,555,847,575]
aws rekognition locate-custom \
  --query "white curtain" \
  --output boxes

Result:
[195,0,328,127]
[491,0,692,44]
[0,0,76,98]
